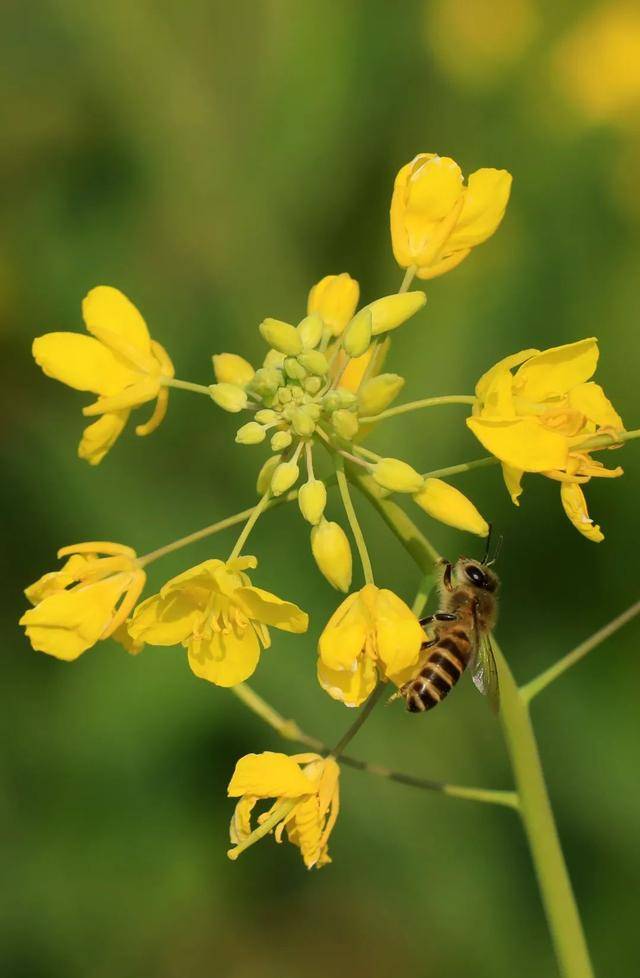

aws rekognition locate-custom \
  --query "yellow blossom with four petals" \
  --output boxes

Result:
[317,584,425,707]
[32,286,174,464]
[128,557,308,686]
[467,338,624,540]
[20,542,146,659]
[390,153,512,280]
[227,751,340,869]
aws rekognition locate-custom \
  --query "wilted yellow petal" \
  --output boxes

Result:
[502,464,525,505]
[560,482,604,542]
[228,751,314,798]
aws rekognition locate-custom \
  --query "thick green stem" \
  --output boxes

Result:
[353,477,595,978]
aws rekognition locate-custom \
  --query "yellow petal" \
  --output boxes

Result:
[33,333,137,395]
[82,286,151,355]
[445,168,512,253]
[229,795,259,844]
[233,586,309,633]
[135,388,169,437]
[502,464,525,505]
[228,751,313,798]
[318,591,368,671]
[568,382,623,430]
[188,627,261,686]
[307,273,360,337]
[19,576,127,660]
[415,248,470,280]
[317,654,378,707]
[127,592,200,646]
[413,479,490,535]
[514,338,599,401]
[78,410,129,465]
[475,348,539,406]
[467,416,568,472]
[373,589,424,676]
[82,377,160,416]
[560,483,604,542]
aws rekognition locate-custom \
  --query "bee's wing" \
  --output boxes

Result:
[470,600,500,714]
[471,634,500,714]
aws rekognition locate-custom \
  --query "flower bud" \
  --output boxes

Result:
[290,386,304,403]
[284,357,307,381]
[342,309,372,358]
[336,389,357,408]
[373,458,424,493]
[259,318,302,355]
[360,292,427,336]
[413,478,489,536]
[255,409,279,424]
[271,460,300,496]
[307,273,360,337]
[357,373,405,416]
[332,409,359,440]
[271,430,293,452]
[277,387,293,404]
[304,376,322,395]
[209,383,248,413]
[290,407,316,437]
[235,421,266,445]
[305,402,321,420]
[298,479,327,525]
[298,350,329,376]
[297,313,323,349]
[311,520,352,591]
[256,454,281,494]
[322,391,341,413]
[212,352,254,387]
[251,366,283,398]
[263,348,286,369]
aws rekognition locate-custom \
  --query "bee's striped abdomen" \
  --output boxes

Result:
[404,629,472,714]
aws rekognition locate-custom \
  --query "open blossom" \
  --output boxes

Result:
[390,153,512,279]
[20,542,146,660]
[33,286,174,464]
[467,338,624,541]
[227,751,340,869]
[317,584,425,707]
[127,556,308,686]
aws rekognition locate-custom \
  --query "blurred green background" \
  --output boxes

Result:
[3,1,640,976]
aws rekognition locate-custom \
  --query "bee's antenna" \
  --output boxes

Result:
[481,523,493,565]
[490,533,504,566]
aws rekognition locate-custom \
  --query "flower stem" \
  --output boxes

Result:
[353,476,595,978]
[331,683,388,758]
[335,456,374,584]
[422,455,498,479]
[573,426,640,451]
[398,265,418,293]
[521,599,640,704]
[228,490,272,562]
[163,377,212,396]
[360,394,476,425]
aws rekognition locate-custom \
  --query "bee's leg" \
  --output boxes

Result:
[442,561,454,591]
[419,612,457,626]
[420,638,437,650]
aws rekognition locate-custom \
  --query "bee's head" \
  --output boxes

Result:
[453,558,500,593]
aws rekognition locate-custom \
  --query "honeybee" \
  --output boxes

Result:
[396,551,500,715]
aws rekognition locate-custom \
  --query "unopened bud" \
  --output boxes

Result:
[271,460,300,496]
[251,366,283,398]
[298,350,329,376]
[358,373,405,416]
[361,292,426,336]
[413,479,489,537]
[304,376,323,395]
[235,422,266,445]
[290,407,316,437]
[373,458,424,493]
[342,309,372,358]
[259,318,302,355]
[310,520,352,591]
[298,479,327,525]
[271,429,293,452]
[256,455,281,495]
[209,383,248,413]
[284,357,307,381]
[332,409,359,440]
[263,349,286,369]
[297,313,324,349]
[212,353,255,386]
[255,409,279,425]
[307,273,360,337]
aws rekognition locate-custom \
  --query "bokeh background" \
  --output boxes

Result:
[3,1,640,976]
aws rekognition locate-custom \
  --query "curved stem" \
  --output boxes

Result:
[163,377,212,396]
[335,456,374,584]
[521,599,640,704]
[360,394,475,425]
[398,265,418,293]
[228,490,272,561]
[331,682,387,758]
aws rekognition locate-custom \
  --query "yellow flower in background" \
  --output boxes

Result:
[307,273,359,337]
[552,3,640,127]
[33,287,175,464]
[20,542,145,660]
[390,153,512,280]
[317,584,424,707]
[227,751,340,869]
[467,338,624,540]
[127,557,308,686]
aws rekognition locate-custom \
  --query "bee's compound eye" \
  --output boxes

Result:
[465,564,487,587]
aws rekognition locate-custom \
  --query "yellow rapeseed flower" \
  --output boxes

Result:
[127,557,308,686]
[317,584,424,706]
[307,273,359,337]
[390,153,512,280]
[20,542,146,660]
[227,751,340,869]
[32,287,174,464]
[467,338,624,540]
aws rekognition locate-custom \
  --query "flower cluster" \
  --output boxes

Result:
[21,150,629,868]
